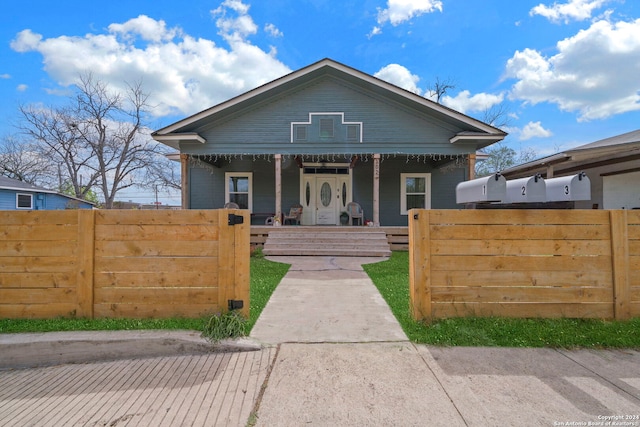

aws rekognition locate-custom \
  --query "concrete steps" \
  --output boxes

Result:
[262,226,391,257]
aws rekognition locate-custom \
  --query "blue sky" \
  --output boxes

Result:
[2,0,640,204]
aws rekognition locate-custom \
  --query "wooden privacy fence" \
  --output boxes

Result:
[0,209,249,319]
[409,210,639,321]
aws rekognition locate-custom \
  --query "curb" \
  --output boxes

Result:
[0,330,262,370]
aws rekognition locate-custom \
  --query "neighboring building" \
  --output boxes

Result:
[0,176,95,210]
[501,129,640,210]
[153,58,506,226]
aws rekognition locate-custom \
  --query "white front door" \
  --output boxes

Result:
[300,165,352,225]
[316,177,337,225]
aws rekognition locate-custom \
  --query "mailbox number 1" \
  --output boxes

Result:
[482,185,486,195]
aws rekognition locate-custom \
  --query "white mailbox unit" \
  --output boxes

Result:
[545,173,591,202]
[456,173,506,204]
[505,174,546,203]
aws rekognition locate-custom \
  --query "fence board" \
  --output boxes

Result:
[94,288,218,305]
[0,273,75,289]
[95,257,219,273]
[431,286,612,303]
[0,210,77,225]
[432,302,614,319]
[1,225,78,241]
[0,304,79,319]
[95,240,219,257]
[431,239,610,256]
[432,255,611,272]
[431,270,613,288]
[429,209,610,225]
[95,271,216,288]
[0,241,77,257]
[0,257,77,273]
[93,303,218,319]
[430,224,610,240]
[95,209,220,225]
[0,288,76,304]
[95,225,219,241]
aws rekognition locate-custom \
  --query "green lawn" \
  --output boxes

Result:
[363,251,640,348]
[0,253,290,336]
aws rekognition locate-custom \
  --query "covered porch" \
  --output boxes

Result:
[178,151,478,227]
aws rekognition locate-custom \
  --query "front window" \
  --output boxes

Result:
[225,172,252,211]
[400,173,431,214]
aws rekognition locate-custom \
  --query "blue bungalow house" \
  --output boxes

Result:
[153,59,506,226]
[0,176,94,210]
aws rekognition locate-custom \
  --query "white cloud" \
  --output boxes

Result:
[530,0,609,24]
[16,84,28,92]
[212,0,258,43]
[441,90,504,114]
[519,121,553,140]
[108,15,178,42]
[372,0,443,36]
[0,74,10,79]
[505,18,640,121]
[10,3,290,118]
[264,23,283,38]
[374,63,422,95]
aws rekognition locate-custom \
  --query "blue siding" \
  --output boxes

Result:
[0,189,93,210]
[180,78,471,156]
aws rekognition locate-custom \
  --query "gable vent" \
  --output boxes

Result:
[320,119,334,137]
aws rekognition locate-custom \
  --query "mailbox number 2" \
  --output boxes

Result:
[521,186,526,196]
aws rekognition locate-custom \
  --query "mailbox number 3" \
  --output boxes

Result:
[564,185,570,195]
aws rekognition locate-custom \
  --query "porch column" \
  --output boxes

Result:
[180,154,189,209]
[275,154,282,220]
[546,165,555,178]
[467,153,476,181]
[373,153,380,226]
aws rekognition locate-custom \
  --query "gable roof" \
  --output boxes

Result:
[0,176,57,194]
[0,176,95,205]
[501,128,640,178]
[153,58,506,150]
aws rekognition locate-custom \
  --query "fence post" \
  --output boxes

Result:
[233,210,250,318]
[610,210,630,320]
[409,209,431,321]
[76,209,95,318]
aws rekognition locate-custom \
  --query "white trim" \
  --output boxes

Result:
[291,112,363,143]
[400,173,431,215]
[225,172,253,212]
[16,193,33,210]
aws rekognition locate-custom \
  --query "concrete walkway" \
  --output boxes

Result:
[250,256,407,344]
[1,256,639,426]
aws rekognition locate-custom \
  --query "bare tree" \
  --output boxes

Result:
[475,142,537,177]
[0,135,57,187]
[428,77,456,103]
[481,103,512,129]
[18,73,176,208]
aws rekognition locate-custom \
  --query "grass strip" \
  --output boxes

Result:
[363,251,640,348]
[0,252,289,336]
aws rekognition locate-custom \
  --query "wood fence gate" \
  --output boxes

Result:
[0,209,249,319]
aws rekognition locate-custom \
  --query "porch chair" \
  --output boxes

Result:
[224,202,240,208]
[346,202,364,226]
[283,204,303,225]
